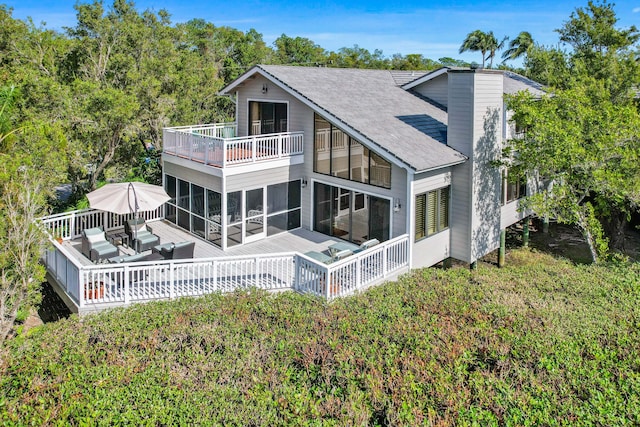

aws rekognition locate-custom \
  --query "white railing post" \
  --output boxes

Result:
[324,266,331,300]
[212,260,218,292]
[278,134,283,158]
[383,247,388,277]
[78,271,85,309]
[255,257,261,288]
[294,255,301,291]
[252,136,257,162]
[169,262,175,299]
[124,266,130,304]
[355,256,362,290]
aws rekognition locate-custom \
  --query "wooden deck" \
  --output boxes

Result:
[64,220,350,263]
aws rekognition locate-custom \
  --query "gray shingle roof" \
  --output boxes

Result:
[252,65,467,172]
[503,71,545,96]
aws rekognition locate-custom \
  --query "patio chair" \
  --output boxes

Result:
[125,218,160,252]
[153,241,195,260]
[353,238,380,253]
[81,227,118,262]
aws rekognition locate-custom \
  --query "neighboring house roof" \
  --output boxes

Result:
[222,65,467,172]
[502,71,545,96]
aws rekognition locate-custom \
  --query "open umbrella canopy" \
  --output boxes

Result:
[87,182,170,215]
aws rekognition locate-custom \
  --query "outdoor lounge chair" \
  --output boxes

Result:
[81,227,118,262]
[125,218,160,252]
[152,241,195,260]
[353,238,380,253]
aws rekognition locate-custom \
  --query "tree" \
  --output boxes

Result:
[273,34,326,65]
[502,31,534,62]
[505,84,640,262]
[0,86,67,346]
[459,30,506,68]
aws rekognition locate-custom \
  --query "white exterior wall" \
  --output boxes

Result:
[413,73,449,107]
[447,70,504,263]
[234,74,408,238]
[236,75,308,138]
[410,168,452,268]
[163,160,222,193]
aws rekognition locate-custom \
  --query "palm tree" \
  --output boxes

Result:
[485,31,508,68]
[502,31,534,61]
[460,30,488,67]
[459,30,507,68]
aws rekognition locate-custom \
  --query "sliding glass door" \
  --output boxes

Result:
[313,182,390,244]
[249,102,287,135]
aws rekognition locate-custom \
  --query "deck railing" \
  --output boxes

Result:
[40,206,164,241]
[295,234,409,300]
[40,209,409,309]
[163,124,303,168]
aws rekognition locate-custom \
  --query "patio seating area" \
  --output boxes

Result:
[40,208,410,313]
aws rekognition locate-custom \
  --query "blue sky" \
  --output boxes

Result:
[7,0,640,64]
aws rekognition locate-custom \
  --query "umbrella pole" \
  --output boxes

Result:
[128,183,140,254]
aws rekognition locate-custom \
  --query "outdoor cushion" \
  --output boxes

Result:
[86,232,106,244]
[133,232,160,252]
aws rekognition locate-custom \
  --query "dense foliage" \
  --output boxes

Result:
[0,0,469,204]
[504,1,640,261]
[1,249,639,425]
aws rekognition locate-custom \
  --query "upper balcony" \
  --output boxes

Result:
[162,123,304,169]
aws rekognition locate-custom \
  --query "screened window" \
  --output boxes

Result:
[266,180,301,236]
[415,187,450,241]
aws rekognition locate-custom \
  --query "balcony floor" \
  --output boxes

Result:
[64,220,350,264]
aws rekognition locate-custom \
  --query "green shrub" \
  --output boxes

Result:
[1,249,639,425]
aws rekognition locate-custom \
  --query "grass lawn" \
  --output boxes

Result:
[1,249,639,426]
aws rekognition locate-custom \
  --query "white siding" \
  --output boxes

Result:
[411,168,452,267]
[412,73,449,108]
[164,161,222,192]
[447,71,504,263]
[501,200,527,229]
[236,75,308,137]
[470,72,503,261]
[225,164,304,192]
[447,72,474,262]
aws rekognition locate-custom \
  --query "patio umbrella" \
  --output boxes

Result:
[87,182,171,251]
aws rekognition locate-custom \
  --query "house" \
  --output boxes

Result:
[41,65,544,313]
[162,65,543,269]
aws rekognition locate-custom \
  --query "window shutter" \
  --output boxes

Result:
[439,188,449,230]
[415,194,426,240]
[427,191,437,235]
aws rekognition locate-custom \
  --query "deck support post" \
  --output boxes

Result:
[523,219,530,248]
[498,229,506,268]
[543,216,549,234]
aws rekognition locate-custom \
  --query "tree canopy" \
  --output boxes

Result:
[505,1,640,261]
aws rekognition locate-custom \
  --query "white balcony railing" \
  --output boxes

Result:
[163,123,304,168]
[40,209,409,309]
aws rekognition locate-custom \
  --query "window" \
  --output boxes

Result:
[415,187,449,241]
[313,113,391,189]
[502,170,526,204]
